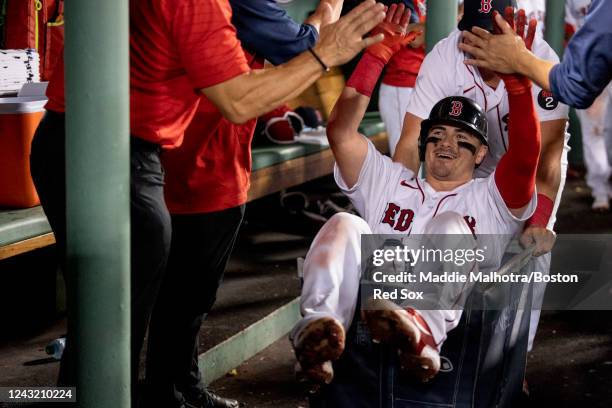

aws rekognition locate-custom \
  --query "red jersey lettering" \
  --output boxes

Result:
[382,203,401,227]
[395,209,415,232]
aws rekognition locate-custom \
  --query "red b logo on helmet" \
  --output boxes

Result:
[449,101,463,117]
[478,0,493,13]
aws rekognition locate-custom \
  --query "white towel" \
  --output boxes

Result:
[0,49,41,94]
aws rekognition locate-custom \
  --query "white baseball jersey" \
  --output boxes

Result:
[335,140,536,268]
[407,29,569,179]
[516,0,547,38]
[565,0,591,30]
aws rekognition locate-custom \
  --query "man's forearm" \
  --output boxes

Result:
[326,89,369,187]
[535,121,566,202]
[203,0,387,124]
[328,88,370,146]
[327,86,371,186]
[327,51,385,187]
[535,159,560,203]
[392,112,422,173]
[517,52,555,92]
[203,51,324,124]
[524,119,566,230]
[495,85,541,212]
[329,50,386,143]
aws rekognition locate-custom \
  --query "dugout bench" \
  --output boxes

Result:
[0,112,387,261]
[0,114,388,384]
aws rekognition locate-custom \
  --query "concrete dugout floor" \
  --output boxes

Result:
[1,175,611,407]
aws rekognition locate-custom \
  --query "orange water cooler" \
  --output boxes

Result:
[0,97,47,208]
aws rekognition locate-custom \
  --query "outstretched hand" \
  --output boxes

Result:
[315,0,387,68]
[458,7,537,75]
[367,3,422,64]
[493,7,536,51]
[307,0,344,31]
[493,8,536,95]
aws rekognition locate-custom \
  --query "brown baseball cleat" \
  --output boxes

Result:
[293,316,346,384]
[363,299,440,382]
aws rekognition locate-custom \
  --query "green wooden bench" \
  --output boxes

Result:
[0,113,388,384]
[0,112,388,261]
[0,207,54,261]
[249,112,387,200]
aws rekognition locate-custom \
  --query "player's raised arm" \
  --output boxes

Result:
[494,72,541,216]
[202,0,385,124]
[492,12,540,218]
[328,3,420,187]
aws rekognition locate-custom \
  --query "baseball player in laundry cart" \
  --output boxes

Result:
[394,0,569,353]
[290,3,541,385]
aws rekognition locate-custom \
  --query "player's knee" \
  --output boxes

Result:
[326,212,371,236]
[424,211,472,235]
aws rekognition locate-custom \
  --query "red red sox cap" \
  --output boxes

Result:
[458,0,517,32]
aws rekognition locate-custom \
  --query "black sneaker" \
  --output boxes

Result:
[184,389,243,408]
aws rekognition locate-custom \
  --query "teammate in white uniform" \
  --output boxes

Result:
[394,0,569,351]
[565,0,612,210]
[377,0,426,155]
[290,4,540,385]
[516,0,546,38]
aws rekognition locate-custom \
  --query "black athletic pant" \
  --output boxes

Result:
[30,110,172,401]
[144,206,245,407]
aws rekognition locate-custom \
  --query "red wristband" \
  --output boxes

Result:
[526,193,554,228]
[346,53,386,98]
[500,74,532,96]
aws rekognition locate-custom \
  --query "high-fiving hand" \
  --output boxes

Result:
[366,3,422,64]
[493,7,536,51]
[314,0,387,68]
[492,7,537,95]
[459,6,537,76]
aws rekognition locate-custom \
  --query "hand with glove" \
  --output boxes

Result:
[493,7,537,96]
[346,3,420,97]
[366,2,421,64]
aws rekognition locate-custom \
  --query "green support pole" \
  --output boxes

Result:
[64,1,130,407]
[545,0,566,57]
[426,0,457,53]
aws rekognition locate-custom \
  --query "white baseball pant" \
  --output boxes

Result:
[528,128,571,351]
[576,93,612,201]
[291,211,478,348]
[378,84,415,157]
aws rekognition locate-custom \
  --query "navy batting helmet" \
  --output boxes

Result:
[458,0,517,32]
[419,96,488,162]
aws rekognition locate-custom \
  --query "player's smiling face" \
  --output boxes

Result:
[424,125,488,182]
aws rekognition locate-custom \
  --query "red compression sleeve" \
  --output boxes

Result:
[494,84,541,209]
[345,53,385,98]
[525,194,554,228]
